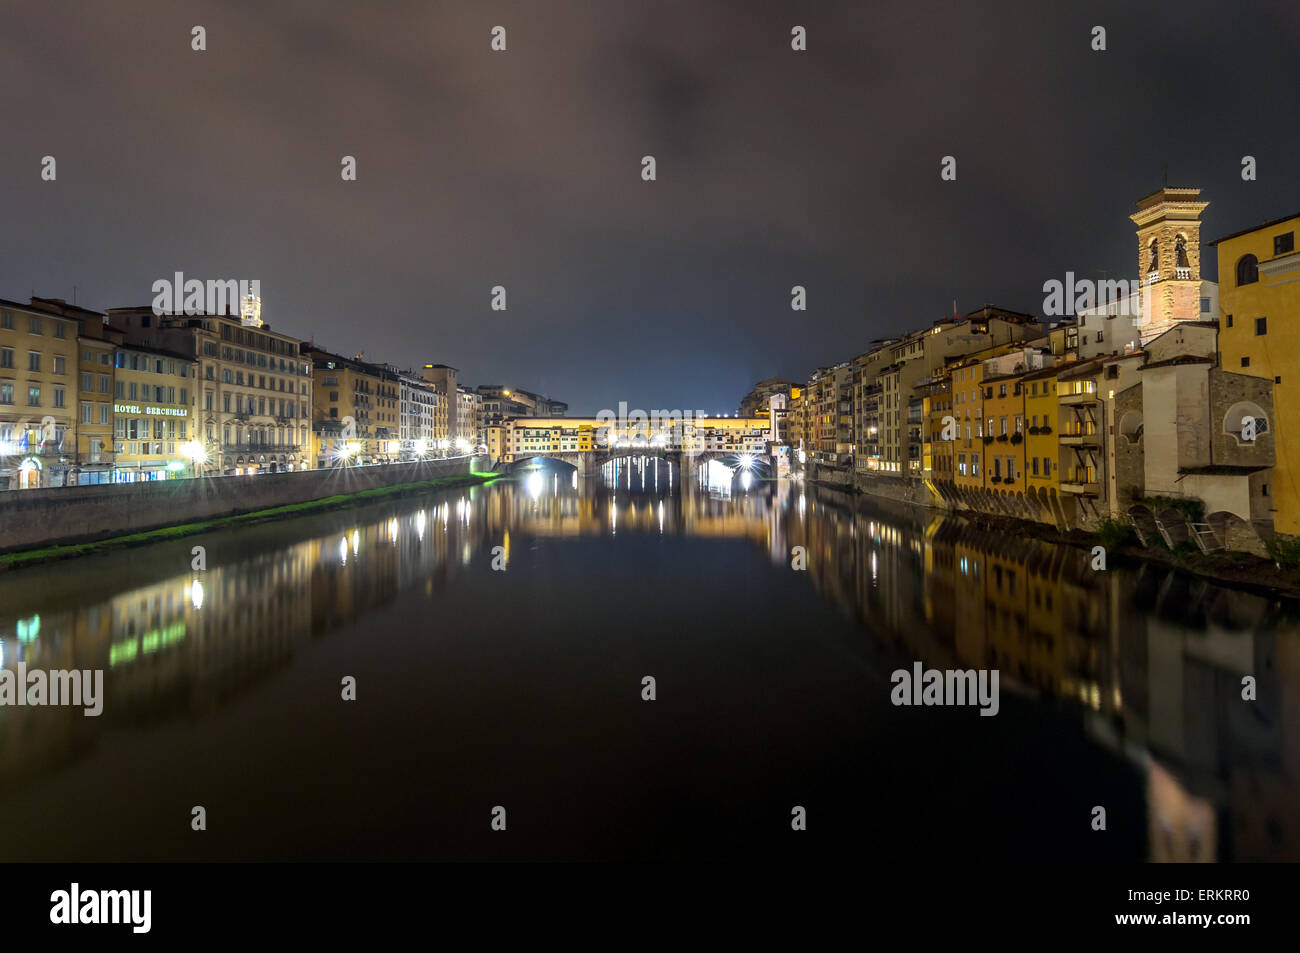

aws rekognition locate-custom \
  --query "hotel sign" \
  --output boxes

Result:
[113,404,188,417]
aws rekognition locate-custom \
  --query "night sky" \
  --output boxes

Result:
[2,0,1298,414]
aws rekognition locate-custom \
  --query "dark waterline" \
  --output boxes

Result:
[0,459,1295,861]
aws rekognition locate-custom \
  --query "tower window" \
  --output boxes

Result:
[1226,314,1234,328]
[1236,254,1259,286]
[1241,357,1251,368]
[1276,232,1295,256]
[1256,317,1268,335]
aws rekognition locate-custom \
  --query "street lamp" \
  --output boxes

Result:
[182,440,208,479]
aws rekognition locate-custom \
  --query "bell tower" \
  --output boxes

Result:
[1129,186,1209,342]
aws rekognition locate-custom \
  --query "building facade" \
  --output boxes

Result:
[0,299,78,489]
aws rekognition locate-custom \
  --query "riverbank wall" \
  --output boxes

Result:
[803,465,1300,598]
[0,457,479,554]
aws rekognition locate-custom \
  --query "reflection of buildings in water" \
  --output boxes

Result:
[0,493,495,790]
[107,547,313,718]
[0,604,107,788]
[1148,760,1217,862]
[774,489,1300,861]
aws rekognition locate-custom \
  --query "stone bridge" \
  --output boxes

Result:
[506,448,769,477]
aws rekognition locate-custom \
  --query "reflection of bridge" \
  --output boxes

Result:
[507,448,771,476]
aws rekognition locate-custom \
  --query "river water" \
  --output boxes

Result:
[0,458,1296,861]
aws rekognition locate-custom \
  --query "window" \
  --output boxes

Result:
[0,347,12,369]
[27,352,40,372]
[1043,456,1051,474]
[1276,232,1295,256]
[1226,314,1234,328]
[55,323,66,339]
[1201,297,1211,314]
[100,403,110,425]
[29,316,42,334]
[1256,316,1268,335]
[0,383,11,404]
[1236,254,1259,286]
[53,356,65,374]
[1032,457,1039,476]
[27,385,40,406]
[53,387,65,409]
[1106,365,1119,379]
[0,310,12,329]
[82,402,94,424]
[1276,376,1282,384]
[1096,330,1104,343]
[1242,357,1251,368]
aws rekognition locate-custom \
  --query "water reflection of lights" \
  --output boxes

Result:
[187,579,205,611]
[416,510,426,540]
[339,537,348,565]
[740,471,753,490]
[658,500,664,534]
[351,530,360,556]
[526,470,545,500]
[388,518,399,543]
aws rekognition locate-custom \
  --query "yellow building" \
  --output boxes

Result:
[511,418,596,458]
[982,369,1026,492]
[1213,212,1300,535]
[111,342,198,481]
[1023,366,1061,496]
[27,296,119,485]
[951,358,986,491]
[310,348,397,467]
[0,298,78,488]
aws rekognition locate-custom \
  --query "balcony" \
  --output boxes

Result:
[1175,267,1191,280]
[1060,476,1099,496]
[1059,390,1098,406]
[1059,428,1099,447]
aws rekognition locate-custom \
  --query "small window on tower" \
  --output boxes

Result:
[1242,357,1251,368]
[1275,232,1295,256]
[1256,316,1268,335]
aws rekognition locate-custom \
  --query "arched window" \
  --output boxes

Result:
[1175,235,1190,269]
[1146,239,1159,275]
[1224,401,1268,445]
[1236,254,1259,286]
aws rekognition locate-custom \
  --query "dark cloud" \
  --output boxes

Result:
[1,0,1297,413]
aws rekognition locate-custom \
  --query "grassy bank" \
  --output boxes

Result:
[0,471,503,572]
